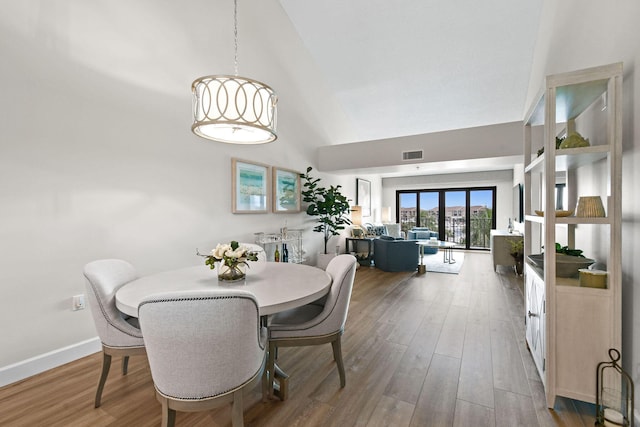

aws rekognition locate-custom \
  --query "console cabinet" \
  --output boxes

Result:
[490,229,523,272]
[523,63,622,408]
[525,264,545,376]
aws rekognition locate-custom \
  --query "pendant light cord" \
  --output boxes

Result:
[234,0,238,76]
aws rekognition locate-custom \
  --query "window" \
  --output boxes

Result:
[397,187,496,250]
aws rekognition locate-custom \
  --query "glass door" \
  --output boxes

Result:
[469,189,494,249]
[419,192,439,235]
[398,193,417,236]
[397,186,495,250]
[444,191,466,247]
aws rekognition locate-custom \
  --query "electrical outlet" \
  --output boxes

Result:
[72,294,86,311]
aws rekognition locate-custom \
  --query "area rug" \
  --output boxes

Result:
[422,251,465,274]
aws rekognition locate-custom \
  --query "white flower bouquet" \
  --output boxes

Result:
[197,241,259,281]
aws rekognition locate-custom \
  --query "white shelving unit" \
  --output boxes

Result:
[254,229,305,263]
[523,63,622,408]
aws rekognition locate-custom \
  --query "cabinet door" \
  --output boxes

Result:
[525,266,545,380]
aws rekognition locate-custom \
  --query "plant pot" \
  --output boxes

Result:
[514,259,524,276]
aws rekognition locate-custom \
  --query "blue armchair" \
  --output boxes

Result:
[407,228,439,255]
[373,236,419,272]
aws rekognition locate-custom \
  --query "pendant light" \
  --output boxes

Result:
[191,0,278,144]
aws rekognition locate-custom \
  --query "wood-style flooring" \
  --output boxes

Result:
[0,252,596,426]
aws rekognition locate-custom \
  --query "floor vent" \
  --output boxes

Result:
[402,150,423,161]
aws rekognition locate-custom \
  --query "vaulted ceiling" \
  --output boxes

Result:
[2,0,543,176]
[280,0,543,143]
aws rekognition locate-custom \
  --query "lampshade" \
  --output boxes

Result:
[192,75,277,144]
[191,0,278,144]
[381,206,392,223]
[351,205,362,226]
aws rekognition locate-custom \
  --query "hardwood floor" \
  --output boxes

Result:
[0,252,596,426]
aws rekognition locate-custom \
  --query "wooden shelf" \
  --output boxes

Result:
[522,62,622,409]
[556,216,610,225]
[526,265,613,292]
[555,280,611,294]
[525,145,610,173]
[525,214,543,223]
[524,154,544,174]
[525,215,611,225]
[525,66,615,127]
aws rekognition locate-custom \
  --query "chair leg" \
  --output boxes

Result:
[261,359,269,402]
[160,397,176,427]
[331,337,346,388]
[121,355,130,375]
[167,410,176,427]
[95,352,112,408]
[231,389,244,427]
[273,368,289,401]
[267,341,277,398]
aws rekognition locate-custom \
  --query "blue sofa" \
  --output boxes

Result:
[373,236,419,272]
[406,228,439,254]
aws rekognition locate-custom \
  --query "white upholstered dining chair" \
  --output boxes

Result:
[83,259,146,408]
[267,254,357,398]
[138,289,267,427]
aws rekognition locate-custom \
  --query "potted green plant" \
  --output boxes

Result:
[509,238,525,275]
[554,243,585,257]
[300,167,352,255]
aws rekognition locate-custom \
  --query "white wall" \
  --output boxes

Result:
[318,121,523,172]
[0,0,356,376]
[526,0,640,418]
[382,170,514,231]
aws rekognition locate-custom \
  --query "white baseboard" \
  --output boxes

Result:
[0,337,101,387]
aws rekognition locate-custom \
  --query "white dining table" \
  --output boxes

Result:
[116,262,331,401]
[116,262,332,318]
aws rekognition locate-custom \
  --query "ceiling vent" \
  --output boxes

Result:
[402,150,423,161]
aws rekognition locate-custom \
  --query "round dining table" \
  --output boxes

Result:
[115,262,332,318]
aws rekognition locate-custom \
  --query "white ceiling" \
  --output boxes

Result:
[2,0,543,178]
[280,0,543,143]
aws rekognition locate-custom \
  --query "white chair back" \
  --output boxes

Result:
[84,259,143,347]
[382,223,405,239]
[319,254,358,333]
[269,254,357,339]
[265,254,357,396]
[138,289,266,400]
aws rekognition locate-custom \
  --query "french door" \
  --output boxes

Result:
[397,187,496,250]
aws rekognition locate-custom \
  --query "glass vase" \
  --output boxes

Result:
[216,261,247,282]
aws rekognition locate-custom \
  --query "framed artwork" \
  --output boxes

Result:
[272,167,301,213]
[232,158,270,213]
[356,178,371,217]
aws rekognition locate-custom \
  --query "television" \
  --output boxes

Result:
[513,183,524,223]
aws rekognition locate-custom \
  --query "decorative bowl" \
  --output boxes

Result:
[527,253,595,278]
[559,131,590,149]
[534,210,574,217]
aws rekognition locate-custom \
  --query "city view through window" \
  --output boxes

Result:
[397,188,495,249]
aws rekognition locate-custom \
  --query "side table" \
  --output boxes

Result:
[345,237,376,266]
[416,240,457,274]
